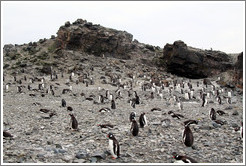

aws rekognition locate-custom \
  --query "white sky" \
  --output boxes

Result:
[1,1,245,53]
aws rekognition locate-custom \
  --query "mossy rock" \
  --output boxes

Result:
[37,51,49,60]
[3,64,10,69]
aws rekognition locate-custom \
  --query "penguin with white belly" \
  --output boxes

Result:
[107,132,120,159]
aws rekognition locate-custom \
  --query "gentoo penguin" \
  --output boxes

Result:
[217,96,222,104]
[228,90,232,98]
[151,107,162,112]
[139,112,147,128]
[216,110,226,116]
[182,124,194,147]
[177,99,183,110]
[5,84,9,92]
[61,99,66,107]
[130,119,139,136]
[40,108,50,113]
[69,113,78,130]
[134,91,140,104]
[168,111,184,119]
[184,92,190,100]
[226,97,231,104]
[210,108,216,120]
[98,107,111,112]
[150,92,154,99]
[183,120,198,126]
[3,131,13,138]
[107,132,120,159]
[67,106,73,111]
[99,95,104,104]
[129,112,136,122]
[213,119,226,125]
[98,124,114,128]
[27,84,31,91]
[17,86,22,93]
[172,152,198,163]
[240,122,243,138]
[111,99,116,109]
[130,99,136,108]
[51,89,55,96]
[201,94,207,107]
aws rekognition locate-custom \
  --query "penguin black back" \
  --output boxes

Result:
[184,120,198,126]
[69,113,78,130]
[131,119,139,136]
[61,99,66,107]
[182,125,194,147]
[134,91,140,104]
[129,112,136,122]
[107,132,120,159]
[210,108,216,120]
[111,99,116,109]
[172,152,198,163]
[139,112,147,128]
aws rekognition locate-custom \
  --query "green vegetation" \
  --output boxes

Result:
[37,51,49,60]
[48,42,57,53]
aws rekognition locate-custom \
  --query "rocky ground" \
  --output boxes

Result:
[2,54,243,163]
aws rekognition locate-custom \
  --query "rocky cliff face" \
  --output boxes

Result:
[161,40,234,79]
[55,19,160,60]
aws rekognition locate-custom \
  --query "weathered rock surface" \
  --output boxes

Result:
[55,18,160,60]
[161,40,235,79]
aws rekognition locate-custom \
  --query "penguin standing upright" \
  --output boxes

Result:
[240,122,243,139]
[139,112,147,128]
[69,113,78,130]
[177,99,183,110]
[62,99,66,107]
[182,124,194,147]
[129,112,136,122]
[111,99,116,109]
[131,119,139,136]
[130,99,136,108]
[201,94,207,107]
[210,108,216,120]
[107,132,120,159]
[134,91,140,104]
[227,97,231,104]
[217,96,222,105]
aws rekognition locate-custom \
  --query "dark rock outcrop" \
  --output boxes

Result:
[161,40,234,78]
[55,19,144,59]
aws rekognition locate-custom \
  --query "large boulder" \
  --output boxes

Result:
[161,40,234,78]
[55,19,134,59]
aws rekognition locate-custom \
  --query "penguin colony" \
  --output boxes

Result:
[3,62,243,163]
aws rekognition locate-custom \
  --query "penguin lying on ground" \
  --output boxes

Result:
[172,152,198,163]
[168,111,184,119]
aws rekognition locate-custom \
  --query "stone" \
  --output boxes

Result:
[91,152,106,160]
[90,157,97,163]
[161,40,234,78]
[232,111,239,116]
[75,150,89,159]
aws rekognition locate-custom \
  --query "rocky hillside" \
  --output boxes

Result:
[3,19,243,89]
[3,19,162,78]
